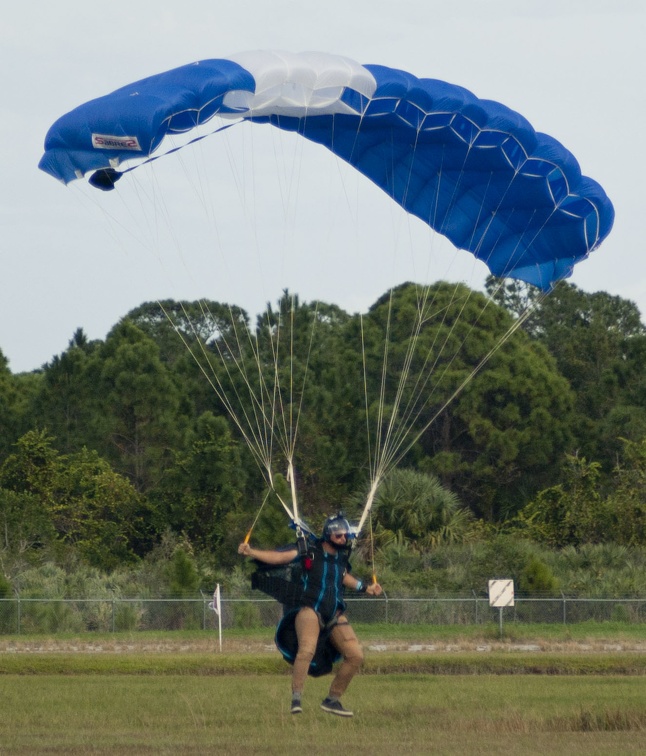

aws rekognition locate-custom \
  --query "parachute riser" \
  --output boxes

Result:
[286,460,300,526]
[357,477,382,537]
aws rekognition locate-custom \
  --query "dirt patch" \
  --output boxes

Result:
[1,637,645,655]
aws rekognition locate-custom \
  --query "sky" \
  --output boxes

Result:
[1,0,643,374]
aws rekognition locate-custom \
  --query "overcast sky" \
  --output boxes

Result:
[1,0,642,374]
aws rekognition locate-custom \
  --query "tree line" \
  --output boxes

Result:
[1,278,646,581]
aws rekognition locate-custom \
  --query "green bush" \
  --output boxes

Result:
[231,601,262,629]
[113,601,142,631]
[610,604,632,623]
[518,557,560,596]
[0,572,11,598]
[20,600,85,634]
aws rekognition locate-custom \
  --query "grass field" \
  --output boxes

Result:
[2,674,645,754]
[1,624,645,754]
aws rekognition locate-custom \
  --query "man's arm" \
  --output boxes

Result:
[238,542,298,565]
[343,571,383,596]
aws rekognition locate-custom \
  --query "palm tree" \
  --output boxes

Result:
[372,468,473,550]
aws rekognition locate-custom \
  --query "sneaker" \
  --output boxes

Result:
[290,697,303,715]
[320,697,353,717]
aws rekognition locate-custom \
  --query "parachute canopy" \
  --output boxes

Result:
[39,50,614,291]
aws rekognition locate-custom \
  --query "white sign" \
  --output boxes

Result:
[488,579,514,607]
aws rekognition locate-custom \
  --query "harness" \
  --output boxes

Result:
[251,535,350,676]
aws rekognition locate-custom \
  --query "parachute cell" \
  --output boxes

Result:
[39,50,614,290]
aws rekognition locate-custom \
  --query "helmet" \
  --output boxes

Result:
[322,513,352,547]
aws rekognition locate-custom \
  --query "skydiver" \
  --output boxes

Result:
[238,513,382,716]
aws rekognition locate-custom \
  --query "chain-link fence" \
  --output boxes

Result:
[1,593,645,634]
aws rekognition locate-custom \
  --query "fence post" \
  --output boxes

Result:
[472,590,478,624]
[111,599,115,632]
[17,597,21,634]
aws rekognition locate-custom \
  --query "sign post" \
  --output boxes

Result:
[488,579,514,638]
[208,584,222,652]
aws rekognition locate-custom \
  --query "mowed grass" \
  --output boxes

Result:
[1,624,646,754]
[1,673,646,754]
[2,621,645,649]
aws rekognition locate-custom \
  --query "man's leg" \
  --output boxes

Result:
[291,607,320,696]
[327,616,364,699]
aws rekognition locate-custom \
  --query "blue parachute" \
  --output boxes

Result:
[39,51,614,290]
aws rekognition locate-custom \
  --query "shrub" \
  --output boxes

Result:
[518,557,560,596]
